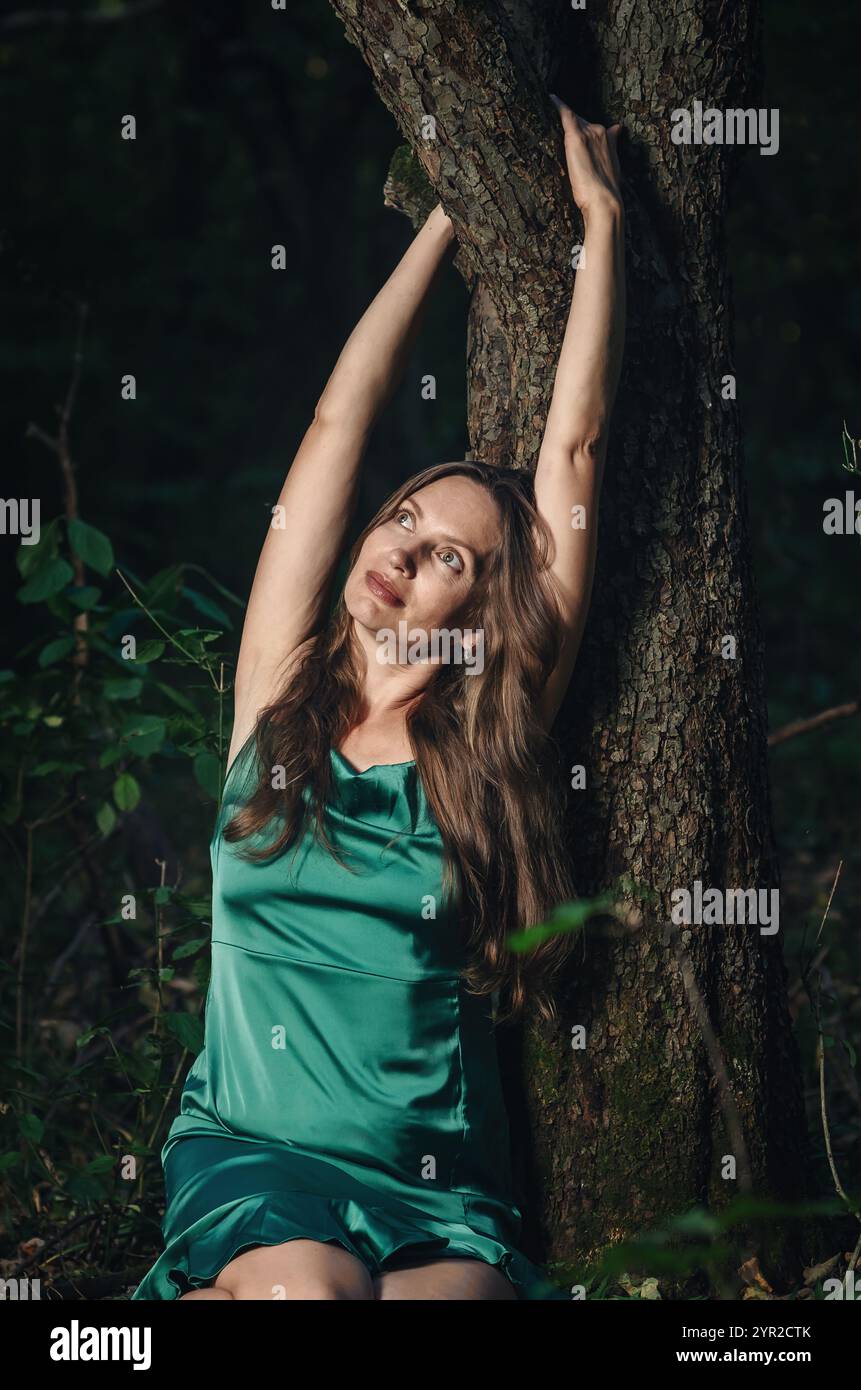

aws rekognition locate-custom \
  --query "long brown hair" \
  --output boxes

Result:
[223,461,578,1023]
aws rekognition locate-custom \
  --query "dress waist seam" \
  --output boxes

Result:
[210,935,461,985]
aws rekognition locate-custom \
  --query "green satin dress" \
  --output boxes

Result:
[131,738,565,1300]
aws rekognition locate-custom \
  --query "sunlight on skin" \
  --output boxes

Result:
[340,475,503,744]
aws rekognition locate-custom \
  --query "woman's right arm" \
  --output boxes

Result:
[228,202,457,767]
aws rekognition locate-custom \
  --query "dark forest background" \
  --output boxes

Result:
[1,0,859,1298]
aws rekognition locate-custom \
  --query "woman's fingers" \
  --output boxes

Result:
[551,93,588,134]
[607,123,623,181]
[550,92,582,137]
[551,94,617,149]
[551,93,624,211]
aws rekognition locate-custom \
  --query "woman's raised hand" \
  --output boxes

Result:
[550,93,622,218]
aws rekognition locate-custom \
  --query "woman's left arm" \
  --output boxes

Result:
[534,97,626,731]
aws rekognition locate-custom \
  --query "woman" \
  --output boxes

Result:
[131,96,625,1302]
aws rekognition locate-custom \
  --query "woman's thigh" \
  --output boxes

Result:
[213,1238,374,1300]
[373,1256,518,1301]
[178,1287,233,1300]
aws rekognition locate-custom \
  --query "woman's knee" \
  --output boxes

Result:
[178,1286,234,1300]
[373,1257,518,1300]
[214,1238,373,1300]
[274,1273,361,1300]
[225,1271,368,1300]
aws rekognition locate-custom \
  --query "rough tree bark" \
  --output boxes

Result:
[329,0,813,1289]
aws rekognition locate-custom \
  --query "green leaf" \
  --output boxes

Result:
[156,682,197,714]
[17,557,74,603]
[31,761,85,776]
[19,1113,44,1143]
[0,1152,22,1173]
[16,518,60,578]
[76,1024,111,1048]
[194,751,222,800]
[38,635,76,668]
[68,585,103,611]
[154,885,173,905]
[120,713,166,757]
[99,746,125,768]
[663,1208,723,1237]
[182,585,231,629]
[166,713,207,744]
[96,802,117,835]
[145,564,184,610]
[103,677,143,701]
[165,1011,205,1055]
[68,519,114,576]
[2,1060,46,1080]
[172,936,209,959]
[192,956,210,991]
[66,1171,110,1202]
[83,1154,117,1174]
[113,772,141,811]
[507,892,618,951]
[176,627,220,643]
[175,897,211,918]
[135,640,166,664]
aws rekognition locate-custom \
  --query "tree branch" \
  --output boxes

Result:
[768,702,858,748]
[0,1,163,33]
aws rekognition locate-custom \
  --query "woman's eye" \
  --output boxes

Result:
[394,512,461,572]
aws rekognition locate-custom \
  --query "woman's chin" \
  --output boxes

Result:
[345,591,387,629]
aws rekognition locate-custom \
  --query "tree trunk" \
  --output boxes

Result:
[329,0,813,1289]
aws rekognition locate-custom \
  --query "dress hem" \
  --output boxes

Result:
[129,1189,566,1301]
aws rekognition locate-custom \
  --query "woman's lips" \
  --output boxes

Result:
[365,571,404,606]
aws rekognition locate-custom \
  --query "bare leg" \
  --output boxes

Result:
[373,1257,518,1301]
[178,1287,234,1300]
[213,1238,374,1300]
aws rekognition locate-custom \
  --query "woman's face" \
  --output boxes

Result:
[344,476,502,643]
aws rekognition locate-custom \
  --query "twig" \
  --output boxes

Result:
[36,912,99,1014]
[803,861,861,1231]
[182,563,245,609]
[665,923,754,1195]
[146,1048,189,1156]
[43,1268,151,1301]
[114,568,222,689]
[816,1039,860,1224]
[40,1015,144,1131]
[16,826,34,1060]
[15,791,89,1046]
[218,661,226,793]
[768,702,858,747]
[814,860,843,950]
[152,858,167,1033]
[11,1210,104,1276]
[26,301,91,684]
[1,1,163,32]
